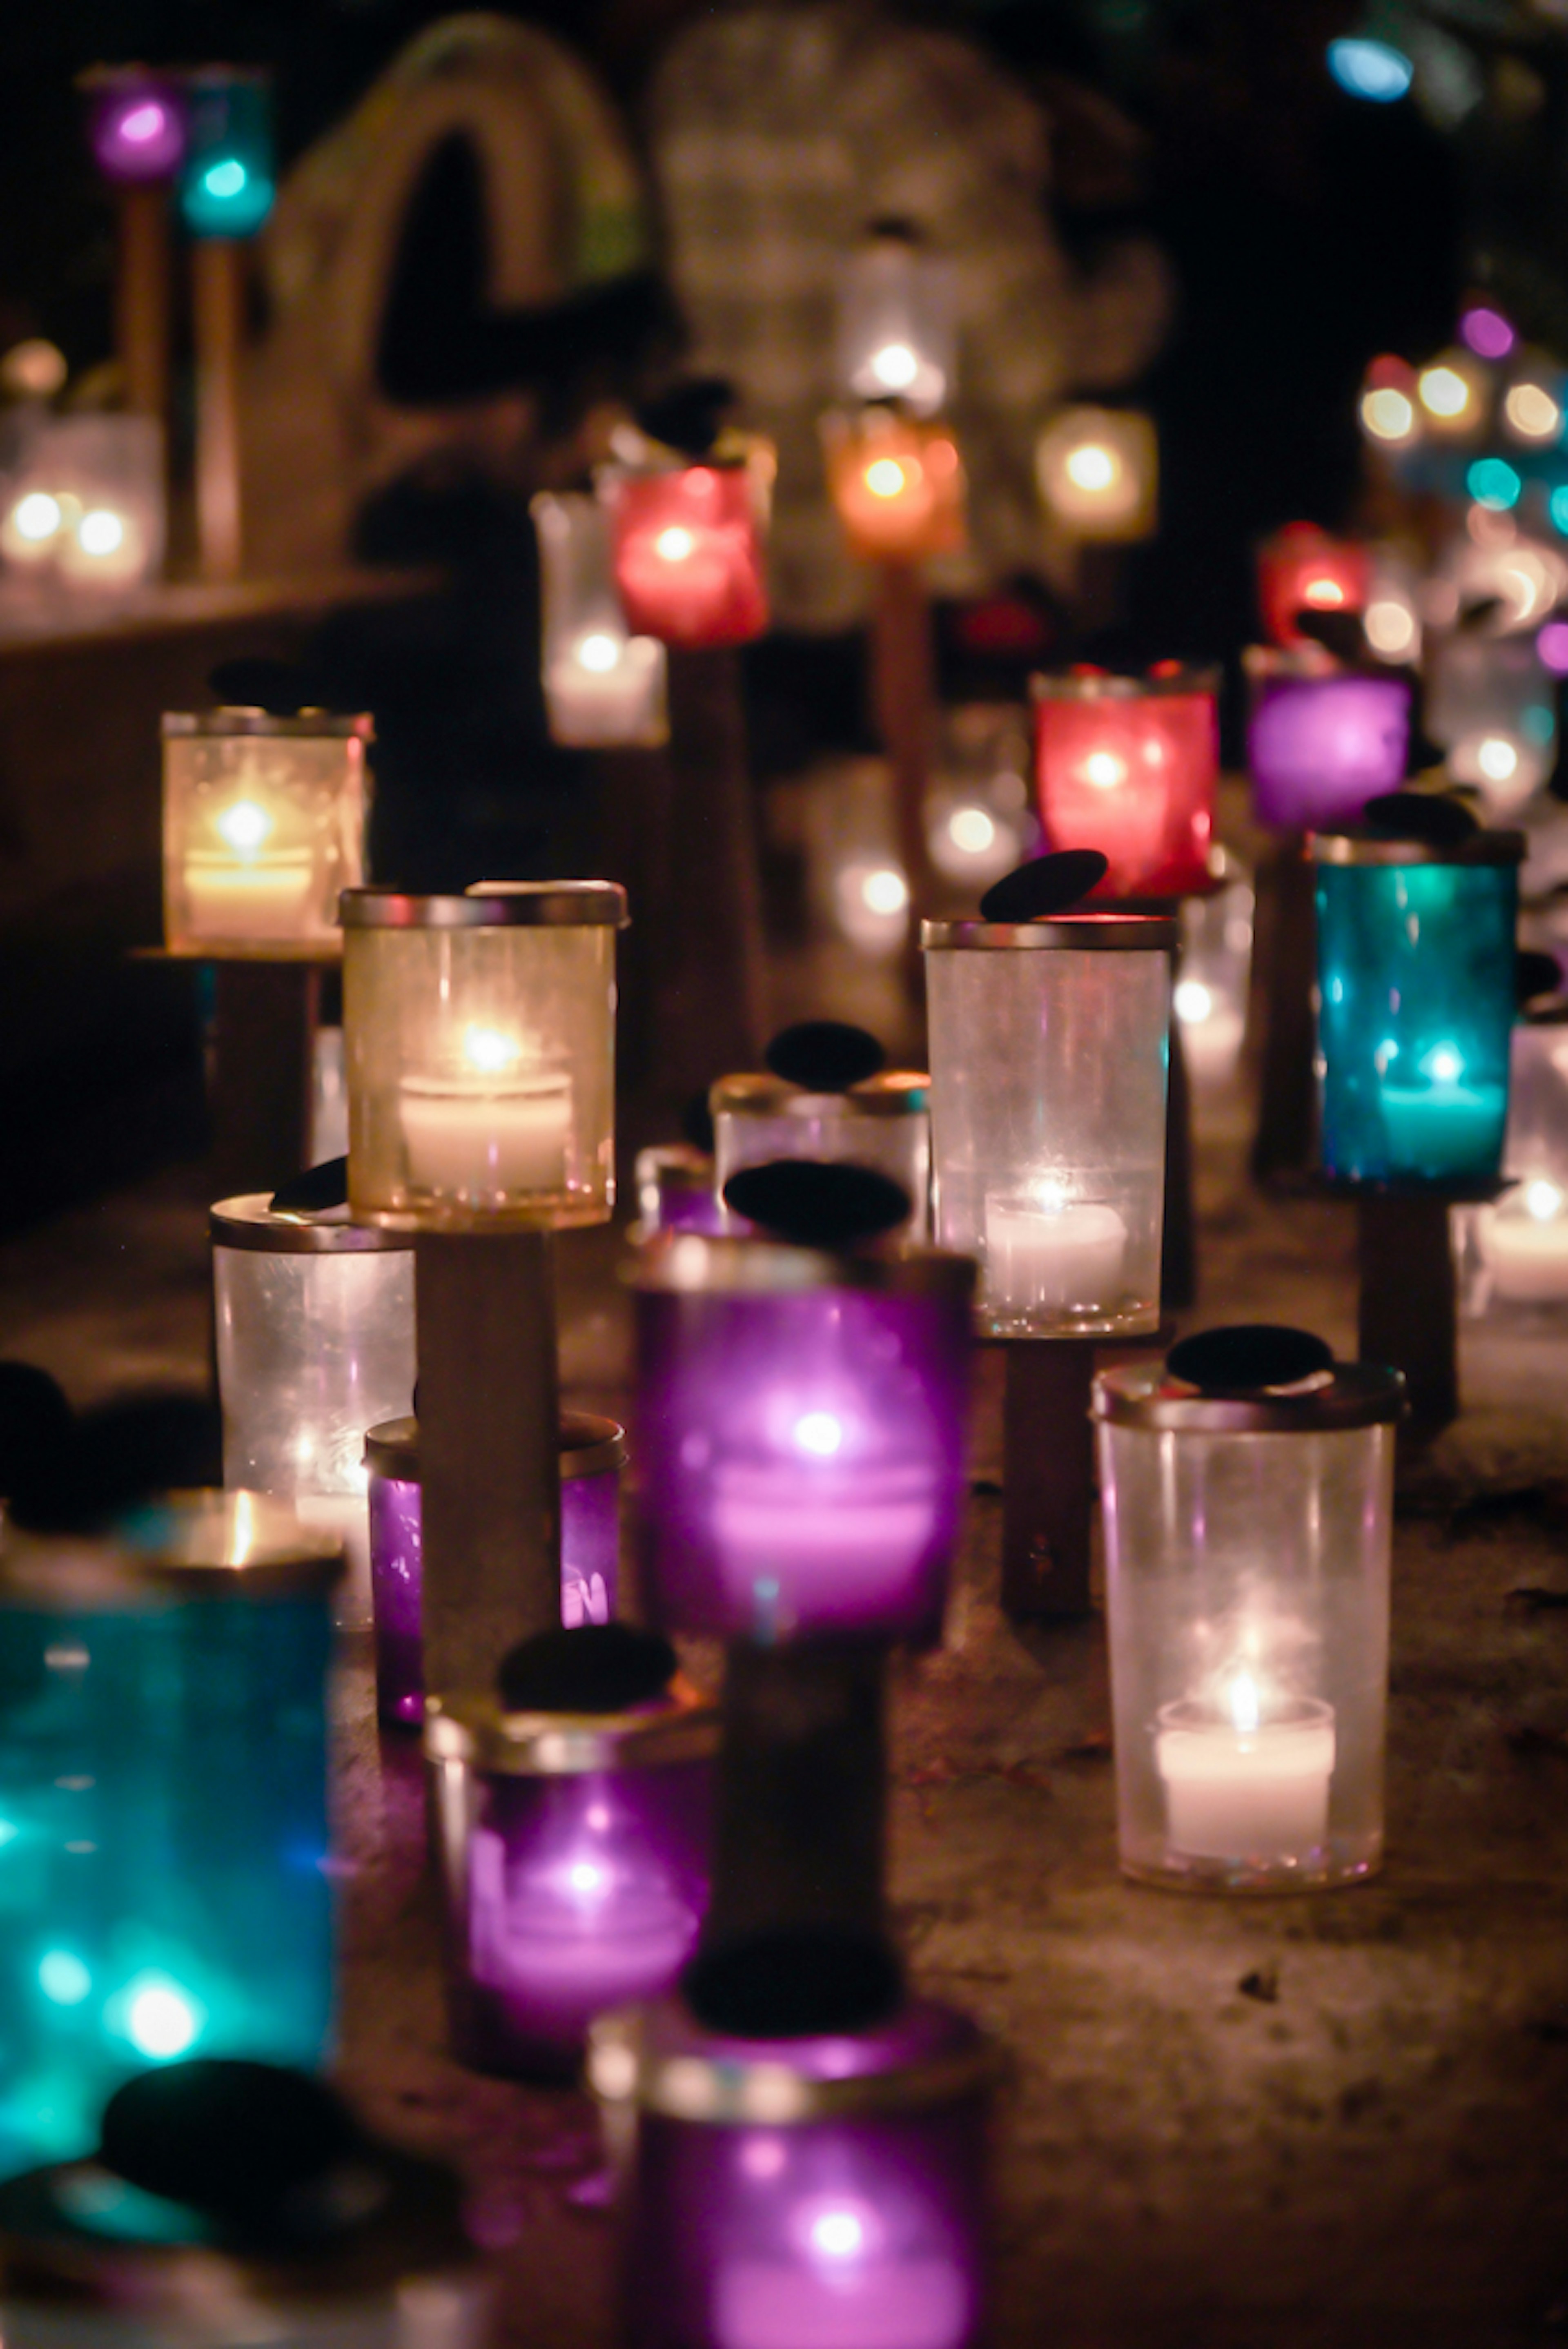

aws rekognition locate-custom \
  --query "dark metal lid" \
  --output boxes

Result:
[1092,1359,1406,1433]
[0,1494,346,1610]
[211,1195,413,1255]
[632,1230,976,1304]
[423,1684,717,1777]
[711,1070,929,1121]
[1307,829,1524,868]
[363,1412,626,1483]
[920,911,1179,951]
[339,882,628,930]
[163,709,373,740]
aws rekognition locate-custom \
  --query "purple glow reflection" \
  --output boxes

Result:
[1539,620,1568,675]
[1461,307,1516,361]
[1248,672,1411,829]
[88,80,187,184]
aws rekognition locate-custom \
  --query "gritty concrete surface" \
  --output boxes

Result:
[2,1024,1567,2347]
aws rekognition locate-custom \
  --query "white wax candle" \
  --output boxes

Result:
[984,1194,1127,1315]
[544,636,663,747]
[182,855,317,938]
[1478,1186,1568,1302]
[1156,1692,1335,1863]
[399,1071,571,1197]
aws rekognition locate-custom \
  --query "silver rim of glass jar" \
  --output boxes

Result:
[635,1144,715,1190]
[210,1195,414,1254]
[633,1232,976,1303]
[920,913,1178,951]
[1092,1361,1406,1434]
[1306,831,1525,867]
[363,1411,627,1483]
[162,709,374,739]
[1030,665,1219,702]
[338,882,629,929]
[423,1691,718,1776]
[0,1497,347,1607]
[586,2004,997,2123]
[710,1071,930,1120]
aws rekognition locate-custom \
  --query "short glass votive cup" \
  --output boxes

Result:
[1256,524,1370,650]
[607,463,768,649]
[922,912,1174,1337]
[1,415,165,591]
[1095,1357,1403,1891]
[163,709,371,956]
[822,410,967,564]
[635,1145,727,1239]
[1174,851,1253,1089]
[1034,405,1157,541]
[0,1498,341,2178]
[533,490,668,749]
[1032,668,1217,898]
[1245,652,1411,831]
[589,1994,992,2349]
[635,1236,975,1643]
[1310,825,1523,1188]
[1463,1010,1568,1311]
[1423,629,1556,815]
[341,883,627,1230]
[425,1683,717,2080]
[364,1413,628,1728]
[81,65,188,185]
[712,1072,931,1239]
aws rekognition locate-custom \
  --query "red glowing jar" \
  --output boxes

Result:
[1032,668,1217,899]
[609,465,768,649]
[1258,525,1370,651]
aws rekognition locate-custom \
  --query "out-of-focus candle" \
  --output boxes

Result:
[1477,1177,1568,1303]
[1035,406,1156,540]
[836,226,956,416]
[179,67,274,240]
[82,67,189,185]
[534,490,668,748]
[1155,1676,1336,1863]
[1033,667,1216,897]
[1257,524,1370,649]
[1416,350,1488,439]
[824,410,965,564]
[1245,652,1410,830]
[608,464,768,648]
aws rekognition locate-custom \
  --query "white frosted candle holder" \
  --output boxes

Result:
[341,883,627,1230]
[712,1071,931,1239]
[0,413,165,589]
[835,226,956,416]
[1034,406,1157,541]
[1424,630,1556,813]
[533,490,667,748]
[1463,1013,1568,1313]
[922,912,1174,1337]
[1094,1355,1403,1892]
[1175,852,1253,1090]
[163,709,371,956]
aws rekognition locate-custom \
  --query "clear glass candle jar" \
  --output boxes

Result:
[163,709,371,956]
[635,1237,974,1644]
[635,1145,727,1239]
[0,1498,341,2178]
[822,410,967,564]
[589,1994,991,2349]
[1,416,165,591]
[835,227,956,415]
[425,1684,716,2080]
[606,464,768,649]
[341,883,627,1230]
[923,912,1175,1337]
[211,1195,414,1619]
[1467,1011,1568,1309]
[712,1073,931,1240]
[1423,630,1556,814]
[1311,827,1523,1187]
[1095,1357,1403,1891]
[1256,523,1370,649]
[1245,652,1411,830]
[533,490,668,749]
[1032,669,1217,898]
[1174,851,1253,1089]
[364,1413,628,1728]
[1034,406,1157,541]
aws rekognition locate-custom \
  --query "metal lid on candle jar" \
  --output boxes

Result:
[338,881,629,928]
[0,1493,346,1608]
[920,910,1178,951]
[633,1230,976,1303]
[210,1194,414,1254]
[424,1681,717,1776]
[163,708,375,739]
[711,1070,929,1121]
[1093,1358,1406,1434]
[364,1411,627,1484]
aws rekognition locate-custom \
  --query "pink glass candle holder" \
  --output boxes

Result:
[425,1637,717,2079]
[635,1236,975,1644]
[590,1990,992,2349]
[82,67,188,186]
[608,465,768,649]
[364,1414,627,1728]
[1245,651,1411,831]
[635,1145,727,1239]
[1032,668,1217,898]
[1257,524,1370,650]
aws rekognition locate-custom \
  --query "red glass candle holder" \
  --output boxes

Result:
[1032,668,1217,899]
[1258,524,1370,651]
[823,411,966,564]
[608,465,768,649]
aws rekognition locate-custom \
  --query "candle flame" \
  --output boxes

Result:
[462,1024,522,1076]
[1362,387,1414,441]
[808,2209,867,2262]
[869,341,919,392]
[655,526,695,562]
[576,631,621,673]
[1084,750,1126,789]
[1173,978,1214,1027]
[1065,442,1117,493]
[120,103,168,144]
[1419,365,1470,419]
[215,798,274,855]
[78,508,125,556]
[12,492,60,542]
[1303,576,1345,608]
[1476,735,1519,783]
[864,457,909,499]
[1422,1044,1464,1086]
[948,805,996,855]
[1227,1671,1261,1734]
[793,1411,844,1458]
[1524,1177,1565,1222]
[859,865,908,915]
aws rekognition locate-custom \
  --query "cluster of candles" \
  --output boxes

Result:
[85,60,275,232]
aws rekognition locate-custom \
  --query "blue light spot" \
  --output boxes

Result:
[1552,486,1568,537]
[1524,704,1555,746]
[38,1950,91,2006]
[1468,458,1521,511]
[1328,38,1414,102]
[203,159,247,201]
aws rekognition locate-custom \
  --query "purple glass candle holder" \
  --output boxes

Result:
[1245,653,1411,831]
[82,67,189,186]
[635,1144,727,1237]
[635,1236,976,1644]
[425,1640,717,2080]
[590,1992,992,2349]
[365,1413,626,1727]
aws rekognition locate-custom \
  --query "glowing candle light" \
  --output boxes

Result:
[534,491,668,747]
[1036,406,1157,539]
[1033,668,1217,896]
[1257,523,1370,649]
[836,225,956,416]
[608,464,768,648]
[164,710,369,953]
[824,411,966,563]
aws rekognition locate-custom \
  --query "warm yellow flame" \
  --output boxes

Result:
[948,806,996,854]
[1419,365,1470,419]
[1524,1177,1565,1223]
[78,508,125,556]
[1365,598,1415,655]
[1084,750,1127,789]
[869,342,919,392]
[576,631,621,673]
[1476,735,1520,783]
[860,866,908,915]
[215,799,274,854]
[1302,575,1345,608]
[1227,1671,1261,1734]
[1064,442,1118,493]
[13,491,61,542]
[462,1024,522,1075]
[655,527,695,562]
[1504,382,1560,440]
[1362,387,1414,441]
[864,458,909,499]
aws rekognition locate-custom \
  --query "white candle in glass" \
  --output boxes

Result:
[1478,1178,1568,1302]
[399,1024,571,1197]
[57,503,148,587]
[984,1190,1127,1315]
[544,631,663,746]
[183,794,315,938]
[1156,1673,1335,1862]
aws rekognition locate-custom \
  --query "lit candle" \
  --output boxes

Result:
[610,466,768,648]
[399,1025,572,1199]
[824,413,966,563]
[542,631,664,747]
[1156,1672,1336,1863]
[56,501,150,588]
[182,794,315,938]
[1257,525,1370,650]
[1035,406,1156,540]
[984,1190,1128,1318]
[1033,669,1217,898]
[1477,1178,1568,1302]
[1377,1045,1507,1181]
[1174,979,1246,1083]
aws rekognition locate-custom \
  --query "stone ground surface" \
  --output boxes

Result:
[2,1028,1567,2346]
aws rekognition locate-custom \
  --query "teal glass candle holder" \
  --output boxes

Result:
[0,1498,341,2180]
[179,68,274,239]
[1311,825,1523,1187]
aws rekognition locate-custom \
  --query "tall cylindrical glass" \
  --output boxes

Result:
[922,913,1174,1336]
[1096,1360,1403,1891]
[1424,630,1556,814]
[532,490,667,749]
[1033,670,1216,899]
[712,1072,931,1239]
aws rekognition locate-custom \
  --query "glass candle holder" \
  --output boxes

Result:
[1311,826,1523,1188]
[635,1146,727,1240]
[0,1499,341,2178]
[1466,1012,1568,1308]
[1095,1358,1403,1892]
[1245,651,1411,831]
[607,464,768,649]
[163,709,371,956]
[1034,406,1157,541]
[1032,669,1217,898]
[1423,630,1556,814]
[823,411,967,564]
[178,67,274,239]
[341,883,627,1231]
[82,66,188,186]
[589,1995,991,2349]
[0,416,165,590]
[364,1413,627,1728]
[835,227,956,416]
[211,1196,414,1621]
[1174,851,1253,1088]
[712,1073,931,1240]
[533,490,668,748]
[922,912,1175,1337]
[425,1687,717,2080]
[1257,524,1370,649]
[635,1237,974,1643]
